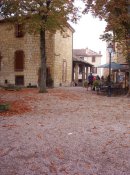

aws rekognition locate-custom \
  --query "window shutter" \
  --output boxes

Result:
[92,56,95,62]
[15,24,18,37]
[46,67,51,77]
[0,52,2,71]
[15,24,24,37]
[14,50,24,71]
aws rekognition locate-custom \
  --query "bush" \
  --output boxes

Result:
[83,81,88,88]
[0,103,10,112]
[93,80,100,87]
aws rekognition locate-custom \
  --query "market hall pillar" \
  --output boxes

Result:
[86,67,88,81]
[82,65,85,86]
[75,63,79,85]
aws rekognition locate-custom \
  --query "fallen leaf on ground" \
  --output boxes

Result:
[2,124,19,128]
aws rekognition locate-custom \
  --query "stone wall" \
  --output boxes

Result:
[0,22,73,87]
[84,56,102,77]
[0,22,40,86]
[53,28,73,87]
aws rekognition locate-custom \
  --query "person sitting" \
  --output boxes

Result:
[100,76,105,86]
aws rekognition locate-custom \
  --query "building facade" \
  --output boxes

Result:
[73,48,102,78]
[72,56,93,86]
[0,21,74,87]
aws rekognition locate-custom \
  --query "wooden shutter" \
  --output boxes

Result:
[15,24,24,37]
[0,52,2,71]
[46,67,51,77]
[92,56,95,62]
[14,50,24,71]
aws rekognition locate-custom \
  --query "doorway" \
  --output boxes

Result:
[15,75,24,86]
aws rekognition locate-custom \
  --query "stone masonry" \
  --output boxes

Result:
[0,21,74,87]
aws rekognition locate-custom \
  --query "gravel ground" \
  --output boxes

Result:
[0,87,130,175]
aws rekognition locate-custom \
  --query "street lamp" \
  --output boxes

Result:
[107,43,113,97]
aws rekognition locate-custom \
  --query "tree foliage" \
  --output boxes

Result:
[83,0,129,41]
[83,0,130,95]
[0,0,80,32]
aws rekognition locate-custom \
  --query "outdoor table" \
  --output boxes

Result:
[97,84,123,96]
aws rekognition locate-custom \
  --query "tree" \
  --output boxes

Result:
[83,0,129,37]
[83,0,130,95]
[0,0,80,92]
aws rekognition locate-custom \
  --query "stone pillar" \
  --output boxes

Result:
[75,63,79,84]
[86,67,88,81]
[82,65,85,86]
[72,63,74,81]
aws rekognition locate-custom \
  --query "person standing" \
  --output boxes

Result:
[88,73,94,90]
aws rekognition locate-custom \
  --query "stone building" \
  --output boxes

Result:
[73,48,102,79]
[105,42,129,89]
[0,20,74,87]
[72,56,93,86]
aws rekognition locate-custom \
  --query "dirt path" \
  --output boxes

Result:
[0,87,130,175]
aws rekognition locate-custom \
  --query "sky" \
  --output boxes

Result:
[70,1,107,64]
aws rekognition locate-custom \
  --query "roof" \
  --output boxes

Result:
[73,48,102,57]
[73,56,93,67]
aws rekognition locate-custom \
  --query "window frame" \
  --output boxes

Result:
[92,56,96,63]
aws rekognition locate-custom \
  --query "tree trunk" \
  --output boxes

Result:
[39,28,47,93]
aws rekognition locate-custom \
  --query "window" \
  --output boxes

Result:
[91,67,97,74]
[15,23,24,37]
[80,57,84,60]
[14,50,24,71]
[0,52,2,71]
[62,60,67,82]
[5,80,8,84]
[15,75,24,85]
[92,56,95,62]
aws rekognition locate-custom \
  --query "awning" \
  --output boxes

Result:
[113,64,129,72]
[97,62,124,70]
